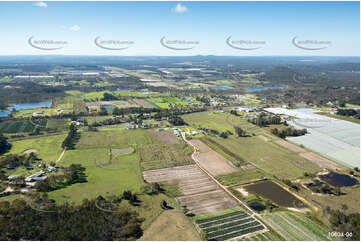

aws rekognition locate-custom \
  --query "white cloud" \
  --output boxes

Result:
[34,2,47,8]
[172,3,188,13]
[69,25,80,32]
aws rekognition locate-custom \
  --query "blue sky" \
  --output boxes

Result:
[0,1,359,56]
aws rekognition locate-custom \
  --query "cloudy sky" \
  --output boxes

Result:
[0,1,359,56]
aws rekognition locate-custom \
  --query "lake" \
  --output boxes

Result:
[247,86,286,93]
[8,101,52,111]
[212,85,232,90]
[102,105,113,109]
[0,111,10,117]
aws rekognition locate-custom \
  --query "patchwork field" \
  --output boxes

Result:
[262,212,331,241]
[195,209,266,241]
[143,165,239,215]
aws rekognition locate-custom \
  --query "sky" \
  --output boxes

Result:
[0,1,359,56]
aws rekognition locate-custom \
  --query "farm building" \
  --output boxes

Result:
[25,171,47,182]
[7,175,22,181]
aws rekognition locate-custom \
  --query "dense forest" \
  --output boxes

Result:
[0,196,143,240]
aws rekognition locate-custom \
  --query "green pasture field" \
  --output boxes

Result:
[206,135,322,179]
[182,111,250,133]
[46,119,69,131]
[217,169,267,186]
[8,134,66,162]
[262,212,330,241]
[0,120,39,134]
[146,96,197,109]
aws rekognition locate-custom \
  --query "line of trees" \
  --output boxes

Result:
[271,127,307,139]
[0,133,11,155]
[61,124,79,149]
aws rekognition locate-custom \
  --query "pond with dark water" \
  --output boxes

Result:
[318,171,358,187]
[244,180,306,208]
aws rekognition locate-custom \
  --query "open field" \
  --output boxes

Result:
[133,98,154,108]
[143,165,239,215]
[139,130,193,170]
[9,134,66,161]
[206,135,322,179]
[217,169,267,186]
[148,129,179,144]
[262,212,330,241]
[146,96,197,109]
[182,111,249,133]
[139,210,200,241]
[0,120,40,133]
[189,139,240,176]
[195,209,266,241]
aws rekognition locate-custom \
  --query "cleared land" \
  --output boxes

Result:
[206,135,321,179]
[189,139,240,176]
[242,231,285,241]
[133,98,154,108]
[262,211,330,241]
[139,210,200,241]
[195,209,266,241]
[148,129,179,144]
[143,165,239,215]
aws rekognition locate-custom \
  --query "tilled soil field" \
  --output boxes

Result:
[189,139,240,176]
[143,165,239,215]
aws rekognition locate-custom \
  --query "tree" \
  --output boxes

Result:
[0,133,11,155]
[234,126,246,137]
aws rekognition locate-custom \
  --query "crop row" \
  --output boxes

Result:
[196,210,245,224]
[207,221,260,239]
[203,217,254,233]
[210,225,265,241]
[199,214,249,229]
